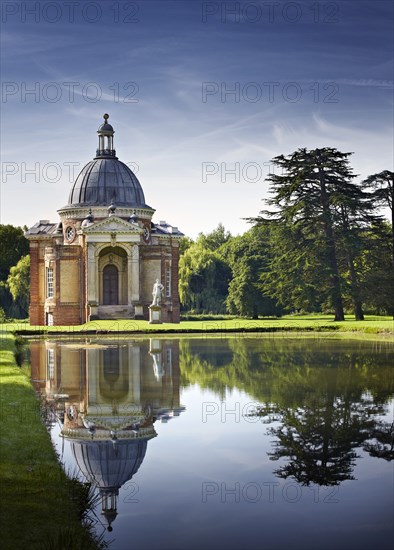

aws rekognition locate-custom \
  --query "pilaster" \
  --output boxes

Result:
[130,244,140,302]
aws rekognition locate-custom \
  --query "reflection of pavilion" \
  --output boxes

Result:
[30,338,185,530]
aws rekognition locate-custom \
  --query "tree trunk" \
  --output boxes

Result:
[341,206,364,321]
[347,255,364,320]
[318,169,345,321]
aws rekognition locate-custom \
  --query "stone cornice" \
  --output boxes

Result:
[60,425,157,440]
[58,206,155,220]
[25,233,57,241]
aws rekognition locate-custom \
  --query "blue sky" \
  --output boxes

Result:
[1,0,393,238]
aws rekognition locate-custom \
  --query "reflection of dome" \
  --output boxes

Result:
[70,437,151,531]
[68,158,148,208]
[71,438,148,489]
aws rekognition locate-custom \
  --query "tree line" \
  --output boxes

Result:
[180,148,393,319]
[0,147,392,321]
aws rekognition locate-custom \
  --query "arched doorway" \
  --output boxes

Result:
[103,264,119,305]
[98,246,128,306]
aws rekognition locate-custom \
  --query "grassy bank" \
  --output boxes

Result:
[2,314,393,338]
[0,332,105,549]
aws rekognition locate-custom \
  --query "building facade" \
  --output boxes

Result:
[26,115,183,325]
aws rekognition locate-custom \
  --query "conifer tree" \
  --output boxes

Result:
[253,147,376,321]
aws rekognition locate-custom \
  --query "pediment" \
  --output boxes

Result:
[81,216,142,234]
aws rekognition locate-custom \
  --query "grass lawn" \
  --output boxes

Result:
[0,332,105,549]
[2,314,393,338]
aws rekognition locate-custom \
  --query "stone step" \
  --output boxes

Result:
[98,305,134,320]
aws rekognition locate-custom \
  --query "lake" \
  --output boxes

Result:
[29,335,394,550]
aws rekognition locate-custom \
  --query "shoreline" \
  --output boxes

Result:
[0,333,105,549]
[1,314,393,340]
[14,331,394,343]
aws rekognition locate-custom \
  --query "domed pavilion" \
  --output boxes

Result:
[26,115,183,325]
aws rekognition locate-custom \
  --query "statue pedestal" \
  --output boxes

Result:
[149,305,162,324]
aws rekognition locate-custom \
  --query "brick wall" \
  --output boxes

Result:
[52,305,82,326]
[55,246,84,325]
[29,239,85,326]
[29,242,44,325]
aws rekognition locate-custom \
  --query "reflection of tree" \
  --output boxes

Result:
[180,338,394,403]
[257,392,384,486]
[363,420,394,461]
[180,338,394,484]
[180,338,394,402]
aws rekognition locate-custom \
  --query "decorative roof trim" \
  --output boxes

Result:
[81,215,142,234]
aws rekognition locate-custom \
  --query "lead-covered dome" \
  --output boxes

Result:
[67,114,150,208]
[68,158,148,207]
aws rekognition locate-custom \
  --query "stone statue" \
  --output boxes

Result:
[151,279,164,306]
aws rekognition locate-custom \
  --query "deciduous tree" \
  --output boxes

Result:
[0,224,29,281]
[7,255,30,316]
[221,226,281,318]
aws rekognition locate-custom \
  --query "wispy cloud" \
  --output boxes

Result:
[336,78,393,88]
[1,0,393,236]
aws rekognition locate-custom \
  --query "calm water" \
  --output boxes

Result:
[29,336,394,550]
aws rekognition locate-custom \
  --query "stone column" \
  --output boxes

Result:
[87,243,99,319]
[130,244,140,302]
[87,243,97,302]
[86,348,98,414]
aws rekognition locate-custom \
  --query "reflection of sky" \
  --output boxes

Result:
[1,1,393,237]
[49,421,81,480]
[111,385,394,550]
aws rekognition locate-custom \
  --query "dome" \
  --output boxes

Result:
[65,115,152,209]
[98,122,114,134]
[71,439,148,489]
[68,158,149,207]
